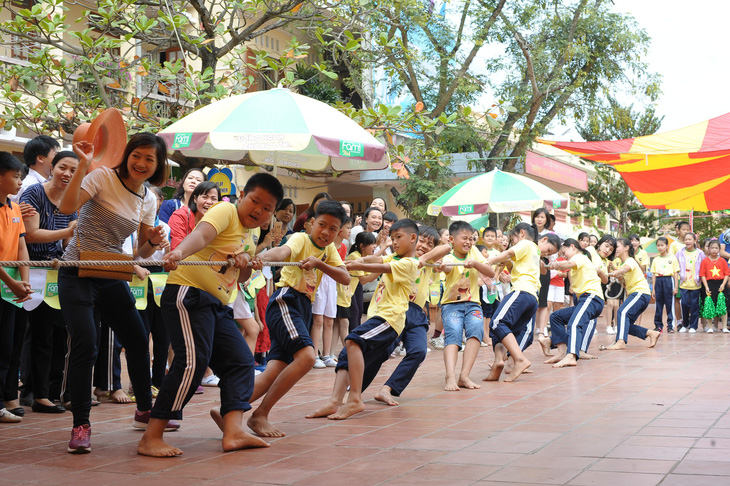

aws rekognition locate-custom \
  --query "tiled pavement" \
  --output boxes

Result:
[3,310,730,485]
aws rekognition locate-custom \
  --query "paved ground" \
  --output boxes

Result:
[2,308,730,485]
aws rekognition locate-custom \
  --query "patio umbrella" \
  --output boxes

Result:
[158,88,389,172]
[427,168,568,217]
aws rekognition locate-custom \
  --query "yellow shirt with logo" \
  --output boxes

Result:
[586,246,603,270]
[650,255,679,277]
[635,249,649,272]
[411,264,434,308]
[276,232,344,301]
[441,246,488,305]
[669,240,683,256]
[621,258,650,295]
[337,251,364,308]
[569,253,603,298]
[509,239,541,298]
[679,249,701,290]
[366,255,420,334]
[167,202,257,304]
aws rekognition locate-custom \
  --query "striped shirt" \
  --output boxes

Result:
[63,167,156,261]
[19,183,77,260]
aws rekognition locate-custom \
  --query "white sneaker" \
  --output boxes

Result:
[722,328,730,333]
[679,327,687,333]
[689,328,697,334]
[394,344,406,356]
[606,326,615,335]
[429,337,445,350]
[707,328,714,333]
[322,355,337,367]
[313,357,326,369]
[201,374,220,387]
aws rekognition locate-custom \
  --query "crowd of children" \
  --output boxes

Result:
[2,138,729,458]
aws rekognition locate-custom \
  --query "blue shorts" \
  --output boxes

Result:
[336,316,399,371]
[441,301,484,348]
[266,287,313,364]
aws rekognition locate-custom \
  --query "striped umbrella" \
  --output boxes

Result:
[158,88,389,172]
[428,169,568,216]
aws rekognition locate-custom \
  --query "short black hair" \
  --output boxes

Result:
[116,133,169,187]
[419,226,440,246]
[188,181,221,214]
[656,236,669,247]
[482,226,497,236]
[340,216,353,227]
[350,230,376,253]
[676,221,690,231]
[243,172,284,205]
[315,199,347,224]
[51,150,78,168]
[23,135,59,168]
[383,211,398,223]
[0,152,24,175]
[277,197,295,212]
[448,220,473,236]
[390,218,419,236]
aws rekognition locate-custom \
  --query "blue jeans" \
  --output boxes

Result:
[441,302,484,348]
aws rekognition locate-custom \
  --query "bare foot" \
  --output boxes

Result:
[222,428,270,452]
[457,377,481,389]
[444,376,460,391]
[544,354,563,364]
[552,354,578,368]
[328,401,365,420]
[646,330,660,348]
[580,352,598,360]
[306,401,340,419]
[374,388,399,406]
[137,436,183,457]
[600,341,626,351]
[110,389,132,404]
[210,407,224,432]
[484,361,504,381]
[504,358,531,382]
[538,336,554,356]
[246,415,285,437]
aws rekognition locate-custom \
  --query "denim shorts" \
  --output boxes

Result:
[441,301,484,347]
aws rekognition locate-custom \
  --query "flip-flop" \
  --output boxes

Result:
[598,344,609,351]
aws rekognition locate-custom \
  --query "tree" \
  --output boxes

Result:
[0,0,333,138]
[485,0,660,173]
[571,98,664,236]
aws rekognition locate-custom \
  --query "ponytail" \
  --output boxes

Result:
[510,222,536,242]
[540,232,562,252]
[616,237,635,258]
[350,231,376,254]
[562,238,590,258]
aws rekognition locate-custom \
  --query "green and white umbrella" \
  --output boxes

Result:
[158,88,389,172]
[428,169,568,216]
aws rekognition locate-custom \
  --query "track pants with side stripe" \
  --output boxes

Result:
[151,284,254,421]
[549,293,604,358]
[616,292,651,343]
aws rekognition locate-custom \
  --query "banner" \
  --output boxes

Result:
[149,273,168,308]
[0,267,23,308]
[24,268,47,311]
[44,270,61,310]
[128,275,148,310]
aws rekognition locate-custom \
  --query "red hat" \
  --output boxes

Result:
[72,108,127,173]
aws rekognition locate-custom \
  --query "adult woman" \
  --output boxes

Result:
[532,208,551,337]
[370,196,387,213]
[350,206,383,243]
[292,192,331,232]
[59,134,174,454]
[274,198,295,244]
[158,168,205,224]
[20,151,78,414]
[168,181,221,250]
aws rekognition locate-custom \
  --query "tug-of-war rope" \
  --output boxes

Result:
[0,260,465,269]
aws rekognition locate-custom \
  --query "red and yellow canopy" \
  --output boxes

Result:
[540,113,730,211]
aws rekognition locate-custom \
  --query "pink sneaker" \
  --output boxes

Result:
[67,424,91,453]
[132,410,181,432]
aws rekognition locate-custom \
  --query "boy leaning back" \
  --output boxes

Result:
[137,173,283,457]
[307,219,421,420]
[243,201,350,437]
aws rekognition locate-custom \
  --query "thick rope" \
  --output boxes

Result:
[0,259,303,269]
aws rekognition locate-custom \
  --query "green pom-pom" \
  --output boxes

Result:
[702,295,716,319]
[716,292,727,317]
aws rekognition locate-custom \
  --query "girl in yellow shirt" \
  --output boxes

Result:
[484,223,560,382]
[602,238,660,350]
[542,239,605,368]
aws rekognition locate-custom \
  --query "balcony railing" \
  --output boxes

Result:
[0,35,41,64]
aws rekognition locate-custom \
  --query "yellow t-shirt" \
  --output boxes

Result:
[167,202,257,304]
[276,232,345,301]
[621,258,650,295]
[635,249,649,271]
[337,251,364,308]
[586,246,605,271]
[569,253,603,298]
[509,239,541,298]
[651,255,679,277]
[669,240,683,256]
[441,246,488,304]
[410,265,434,308]
[679,249,701,290]
[367,255,420,334]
